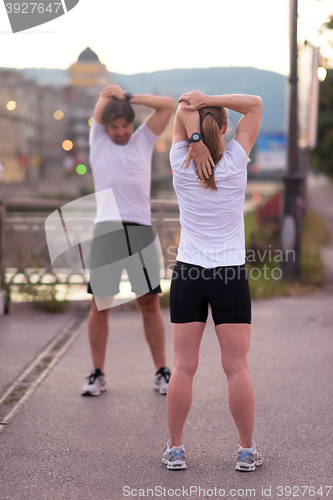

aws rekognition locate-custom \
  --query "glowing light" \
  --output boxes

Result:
[156,140,166,153]
[317,67,327,82]
[76,164,87,175]
[6,101,16,111]
[62,140,73,151]
[54,110,64,120]
[251,183,261,205]
[88,118,93,126]
[251,163,260,174]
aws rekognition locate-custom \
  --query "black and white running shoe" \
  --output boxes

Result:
[154,367,171,395]
[82,368,106,396]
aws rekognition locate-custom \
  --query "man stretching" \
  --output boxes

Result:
[82,85,174,397]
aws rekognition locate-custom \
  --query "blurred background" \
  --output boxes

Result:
[0,0,332,310]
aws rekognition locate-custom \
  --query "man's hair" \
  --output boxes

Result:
[102,99,135,125]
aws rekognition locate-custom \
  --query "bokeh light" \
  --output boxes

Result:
[251,183,261,205]
[317,67,327,82]
[88,118,93,127]
[156,140,166,153]
[62,140,73,151]
[6,101,16,111]
[54,110,64,120]
[251,163,260,174]
[76,164,87,175]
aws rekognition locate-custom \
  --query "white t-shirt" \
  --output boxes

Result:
[89,119,158,225]
[170,139,250,268]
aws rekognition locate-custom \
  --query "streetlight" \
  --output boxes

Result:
[280,0,303,278]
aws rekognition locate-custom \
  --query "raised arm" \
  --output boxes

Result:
[95,86,174,136]
[130,94,174,136]
[179,90,263,156]
[174,103,214,179]
[93,85,127,124]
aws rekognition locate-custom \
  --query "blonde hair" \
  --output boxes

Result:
[199,106,227,191]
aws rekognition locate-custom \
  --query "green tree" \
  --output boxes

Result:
[312,68,333,178]
[312,12,333,178]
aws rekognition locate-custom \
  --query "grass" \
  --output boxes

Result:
[245,209,330,300]
[159,209,330,306]
[301,211,331,286]
[18,281,71,313]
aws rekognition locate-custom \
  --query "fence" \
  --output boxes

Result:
[0,197,180,309]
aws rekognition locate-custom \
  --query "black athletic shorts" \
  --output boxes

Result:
[170,261,251,325]
[87,221,162,297]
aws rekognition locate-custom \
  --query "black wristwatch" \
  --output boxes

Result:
[124,92,133,101]
[188,132,203,144]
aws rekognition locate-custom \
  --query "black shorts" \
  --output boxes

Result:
[170,261,251,325]
[87,221,162,297]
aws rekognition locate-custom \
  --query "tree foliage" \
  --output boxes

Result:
[324,14,333,32]
[312,70,333,178]
[312,11,333,177]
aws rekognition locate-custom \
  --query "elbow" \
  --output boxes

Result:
[255,96,263,109]
[166,97,175,110]
[177,102,189,114]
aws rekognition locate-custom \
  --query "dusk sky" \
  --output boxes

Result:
[0,0,332,75]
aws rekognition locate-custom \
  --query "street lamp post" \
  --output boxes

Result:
[281,0,304,278]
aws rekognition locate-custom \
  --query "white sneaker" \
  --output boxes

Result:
[162,440,187,470]
[82,369,107,396]
[154,367,171,395]
[235,441,263,472]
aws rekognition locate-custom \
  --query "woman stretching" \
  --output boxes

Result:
[162,90,263,472]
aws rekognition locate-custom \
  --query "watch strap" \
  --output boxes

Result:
[188,132,203,144]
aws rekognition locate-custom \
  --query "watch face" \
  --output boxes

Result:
[193,134,200,141]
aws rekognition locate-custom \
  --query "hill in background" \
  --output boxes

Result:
[18,66,286,133]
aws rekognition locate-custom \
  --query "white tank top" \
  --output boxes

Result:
[170,139,250,268]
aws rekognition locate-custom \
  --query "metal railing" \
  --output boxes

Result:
[0,197,180,307]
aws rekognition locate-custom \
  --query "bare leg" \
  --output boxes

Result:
[136,294,166,370]
[167,322,205,448]
[87,297,111,374]
[215,323,254,448]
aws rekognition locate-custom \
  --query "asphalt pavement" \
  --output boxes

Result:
[0,174,332,500]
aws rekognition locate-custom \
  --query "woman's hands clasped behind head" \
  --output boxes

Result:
[185,142,215,180]
[178,91,215,179]
[178,90,207,111]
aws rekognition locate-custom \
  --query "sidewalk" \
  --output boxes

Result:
[0,175,332,500]
[308,173,333,291]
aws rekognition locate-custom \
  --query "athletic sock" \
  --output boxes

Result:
[239,441,255,453]
[168,441,184,452]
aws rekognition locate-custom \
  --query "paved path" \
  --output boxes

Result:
[0,307,75,396]
[308,174,333,291]
[0,175,332,500]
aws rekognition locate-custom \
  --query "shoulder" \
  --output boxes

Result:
[133,122,159,147]
[222,139,251,170]
[89,119,109,147]
[169,141,189,170]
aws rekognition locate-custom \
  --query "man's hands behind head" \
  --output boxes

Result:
[101,85,126,100]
